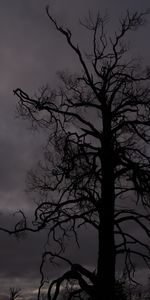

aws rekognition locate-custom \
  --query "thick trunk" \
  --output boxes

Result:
[96,186,116,300]
[95,167,116,300]
[94,107,116,300]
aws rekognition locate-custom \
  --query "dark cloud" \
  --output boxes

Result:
[0,214,97,298]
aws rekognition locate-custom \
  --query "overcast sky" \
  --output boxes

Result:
[0,0,150,299]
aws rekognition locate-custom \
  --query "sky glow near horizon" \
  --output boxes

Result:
[0,0,150,298]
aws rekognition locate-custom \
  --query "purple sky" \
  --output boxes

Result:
[0,0,150,298]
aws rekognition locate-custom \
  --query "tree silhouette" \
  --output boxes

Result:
[9,288,21,300]
[5,7,150,300]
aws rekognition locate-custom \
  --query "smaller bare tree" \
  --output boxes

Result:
[9,287,21,300]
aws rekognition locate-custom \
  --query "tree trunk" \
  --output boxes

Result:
[95,107,116,300]
[95,172,116,299]
[96,187,116,300]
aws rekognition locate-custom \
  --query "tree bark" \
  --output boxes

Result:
[95,107,116,300]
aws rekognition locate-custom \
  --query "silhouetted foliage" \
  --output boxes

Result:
[9,288,21,300]
[115,280,129,300]
[3,6,150,300]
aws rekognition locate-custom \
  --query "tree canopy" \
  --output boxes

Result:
[2,7,150,300]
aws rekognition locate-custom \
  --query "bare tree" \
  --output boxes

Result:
[5,7,150,300]
[9,288,21,300]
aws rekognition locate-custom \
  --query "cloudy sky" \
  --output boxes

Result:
[0,0,150,299]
